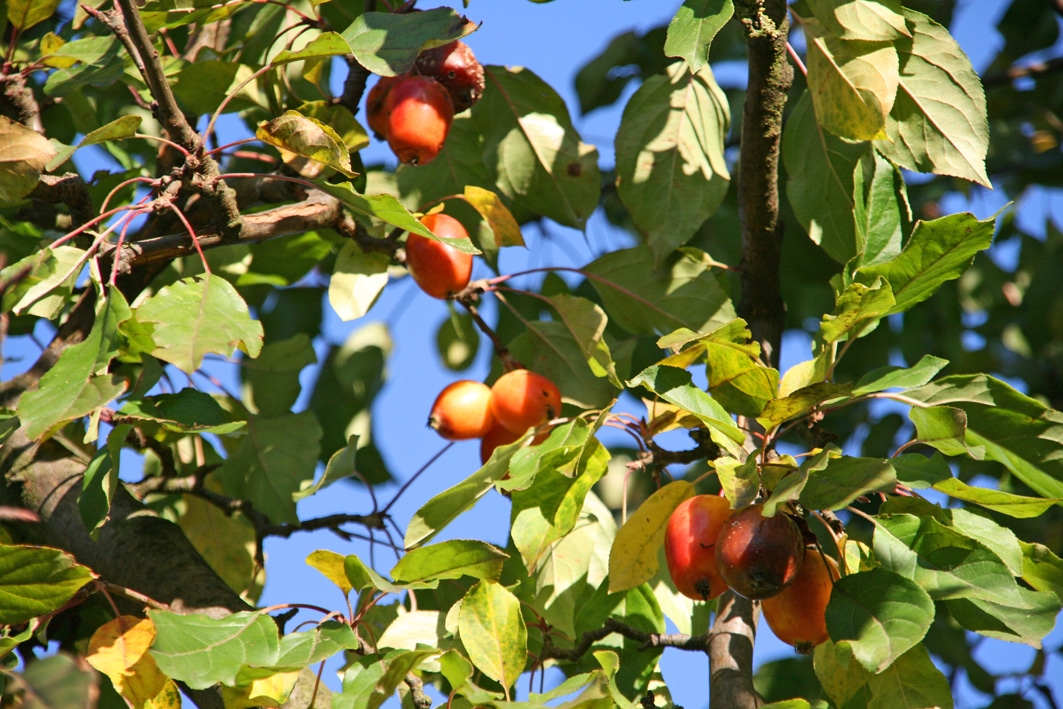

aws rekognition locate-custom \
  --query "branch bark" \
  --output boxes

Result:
[710,2,793,708]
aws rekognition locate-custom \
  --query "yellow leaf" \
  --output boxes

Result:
[220,671,301,708]
[86,616,168,709]
[306,549,353,596]
[463,185,524,247]
[608,481,693,593]
[144,679,182,709]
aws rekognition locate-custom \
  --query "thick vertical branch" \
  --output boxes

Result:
[709,2,793,708]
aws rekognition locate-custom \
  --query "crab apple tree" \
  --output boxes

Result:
[1,0,1063,708]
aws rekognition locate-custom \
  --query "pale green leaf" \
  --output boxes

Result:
[853,151,910,267]
[932,478,1059,519]
[136,274,263,374]
[805,0,908,41]
[615,62,729,263]
[908,405,971,456]
[271,32,352,65]
[874,9,989,186]
[1020,542,1063,602]
[328,241,389,322]
[850,354,948,395]
[866,645,953,709]
[664,0,734,73]
[628,364,745,453]
[79,115,142,146]
[458,581,527,690]
[800,456,896,511]
[545,294,621,387]
[5,245,86,318]
[7,0,60,30]
[807,33,898,140]
[716,455,760,510]
[474,66,601,230]
[148,610,279,690]
[7,653,97,709]
[758,382,853,429]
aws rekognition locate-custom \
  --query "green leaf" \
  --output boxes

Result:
[436,309,479,371]
[404,450,513,549]
[344,554,401,594]
[18,291,129,439]
[819,278,895,344]
[908,405,972,456]
[509,428,611,572]
[805,0,908,41]
[664,0,734,73]
[257,110,357,178]
[79,115,142,147]
[7,0,60,30]
[873,9,989,186]
[148,610,280,690]
[545,294,621,387]
[660,319,779,417]
[627,364,745,453]
[864,644,953,709]
[0,545,92,625]
[170,60,242,116]
[295,434,361,501]
[906,374,1063,500]
[508,321,619,410]
[340,8,473,76]
[312,181,456,246]
[800,456,896,511]
[615,62,730,263]
[758,382,853,430]
[268,621,360,672]
[814,641,872,708]
[853,151,909,267]
[136,274,263,374]
[1020,542,1063,602]
[851,354,948,395]
[78,423,129,538]
[217,412,322,524]
[242,334,317,417]
[473,66,601,230]
[855,211,996,316]
[586,246,735,337]
[608,481,693,594]
[825,567,934,673]
[270,31,352,65]
[931,478,1058,518]
[6,653,97,709]
[391,540,508,586]
[717,455,761,510]
[117,389,242,433]
[364,648,440,709]
[782,92,869,264]
[2,245,86,319]
[458,580,527,691]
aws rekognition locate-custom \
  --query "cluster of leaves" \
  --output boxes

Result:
[0,0,1062,707]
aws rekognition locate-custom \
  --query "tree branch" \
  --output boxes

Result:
[713,1,794,708]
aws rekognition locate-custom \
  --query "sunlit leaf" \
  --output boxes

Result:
[458,580,526,690]
[819,278,895,344]
[7,0,61,31]
[615,62,729,262]
[851,354,948,395]
[805,0,908,41]
[474,66,601,229]
[806,30,898,140]
[0,544,92,625]
[825,568,934,673]
[628,364,745,453]
[462,185,524,247]
[391,540,508,586]
[608,481,693,593]
[136,274,263,374]
[257,110,357,178]
[874,9,989,186]
[328,241,389,322]
[87,616,168,709]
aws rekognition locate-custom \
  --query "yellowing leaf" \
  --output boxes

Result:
[0,116,57,202]
[306,549,353,596]
[7,0,60,30]
[87,616,168,709]
[257,110,357,178]
[219,671,300,708]
[462,185,524,247]
[807,33,898,141]
[607,481,693,593]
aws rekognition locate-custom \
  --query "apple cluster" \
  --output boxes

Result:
[664,497,838,654]
[428,369,562,464]
[366,40,486,166]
